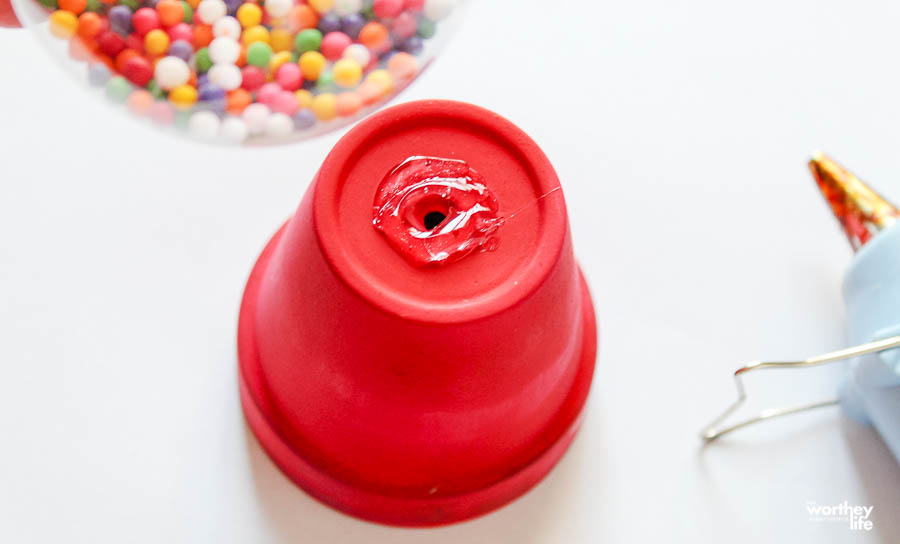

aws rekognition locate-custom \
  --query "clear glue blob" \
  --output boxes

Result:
[373,155,503,267]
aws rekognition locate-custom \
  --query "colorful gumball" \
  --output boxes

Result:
[391,11,417,38]
[358,21,388,49]
[132,7,160,35]
[256,81,281,106]
[144,28,170,54]
[127,89,155,115]
[167,22,194,43]
[226,88,252,113]
[275,62,303,91]
[335,91,361,116]
[298,50,325,80]
[310,92,336,120]
[332,58,361,88]
[372,0,402,19]
[386,51,417,80]
[155,55,191,89]
[320,31,351,61]
[156,0,184,26]
[235,2,261,28]
[122,55,154,86]
[77,11,105,38]
[240,65,266,90]
[48,10,78,38]
[271,90,299,115]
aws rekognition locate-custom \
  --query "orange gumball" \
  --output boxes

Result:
[335,92,362,116]
[193,23,213,48]
[156,0,184,27]
[77,11,104,38]
[127,89,155,115]
[59,0,87,14]
[287,4,317,32]
[387,51,417,80]
[236,43,247,67]
[358,21,388,49]
[226,88,252,113]
[356,80,382,105]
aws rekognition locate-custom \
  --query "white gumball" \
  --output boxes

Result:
[243,103,271,135]
[188,111,221,141]
[208,63,243,91]
[424,0,454,21]
[212,16,242,39]
[154,56,190,90]
[208,37,241,64]
[220,116,249,144]
[264,0,292,18]
[342,43,371,67]
[265,113,294,137]
[197,0,227,24]
[333,0,362,16]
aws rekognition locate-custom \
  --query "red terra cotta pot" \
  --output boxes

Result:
[0,0,20,28]
[238,100,597,526]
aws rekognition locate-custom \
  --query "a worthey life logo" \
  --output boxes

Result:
[807,500,874,531]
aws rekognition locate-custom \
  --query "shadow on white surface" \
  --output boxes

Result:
[242,416,596,544]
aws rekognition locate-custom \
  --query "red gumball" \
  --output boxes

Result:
[240,65,266,91]
[125,32,144,52]
[122,55,154,86]
[372,0,403,18]
[132,7,160,36]
[97,30,127,57]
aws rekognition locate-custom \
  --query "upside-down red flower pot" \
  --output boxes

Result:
[238,100,597,526]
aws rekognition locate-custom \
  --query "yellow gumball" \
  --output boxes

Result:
[270,29,293,52]
[295,89,313,109]
[299,51,326,80]
[365,69,394,95]
[169,85,198,108]
[332,58,362,88]
[49,10,79,39]
[311,93,337,121]
[144,29,171,56]
[241,25,271,46]
[236,3,262,28]
[308,0,332,14]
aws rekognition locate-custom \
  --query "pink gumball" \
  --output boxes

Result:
[167,22,194,44]
[275,62,303,91]
[257,82,282,106]
[391,11,417,39]
[271,91,299,115]
[321,31,352,61]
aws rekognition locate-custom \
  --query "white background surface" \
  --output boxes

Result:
[2,0,900,542]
